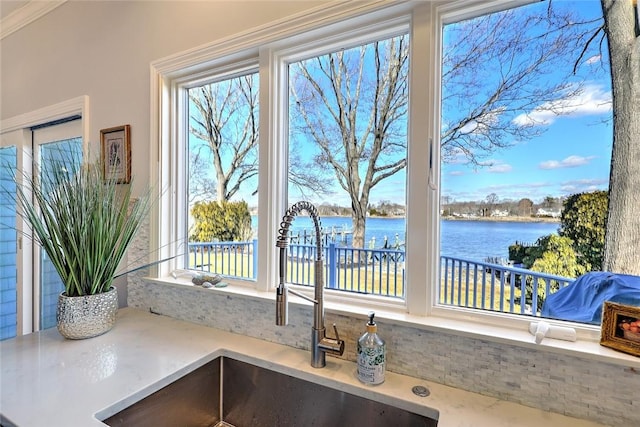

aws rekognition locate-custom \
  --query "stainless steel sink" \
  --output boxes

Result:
[102,356,438,427]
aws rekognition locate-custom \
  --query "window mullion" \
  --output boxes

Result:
[405,3,438,316]
[255,47,288,292]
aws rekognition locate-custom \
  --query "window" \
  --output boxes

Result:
[155,0,623,331]
[285,32,409,299]
[438,1,613,324]
[186,72,259,281]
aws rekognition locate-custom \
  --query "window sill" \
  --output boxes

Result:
[146,276,640,370]
[375,309,640,369]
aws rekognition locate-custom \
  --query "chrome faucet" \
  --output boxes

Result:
[276,201,345,368]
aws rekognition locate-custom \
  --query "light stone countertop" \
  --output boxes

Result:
[0,308,609,427]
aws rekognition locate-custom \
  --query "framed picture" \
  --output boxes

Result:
[600,301,640,357]
[100,124,131,184]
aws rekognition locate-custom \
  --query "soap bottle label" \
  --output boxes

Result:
[357,343,385,384]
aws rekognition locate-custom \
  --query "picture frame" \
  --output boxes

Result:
[100,124,131,184]
[600,301,640,357]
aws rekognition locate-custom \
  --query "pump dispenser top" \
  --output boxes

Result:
[366,312,377,332]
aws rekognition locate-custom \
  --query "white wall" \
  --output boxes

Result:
[1,0,324,191]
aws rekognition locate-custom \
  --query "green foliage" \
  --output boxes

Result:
[517,234,586,310]
[559,190,608,271]
[527,235,586,278]
[510,190,607,278]
[368,207,388,217]
[508,242,529,264]
[190,200,252,242]
[14,151,150,297]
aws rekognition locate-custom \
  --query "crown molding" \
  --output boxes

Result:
[1,1,67,40]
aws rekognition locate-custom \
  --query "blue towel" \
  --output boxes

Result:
[542,272,640,324]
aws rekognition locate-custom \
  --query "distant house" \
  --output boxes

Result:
[536,208,561,218]
[491,209,509,217]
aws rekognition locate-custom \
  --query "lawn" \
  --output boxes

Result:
[189,251,531,314]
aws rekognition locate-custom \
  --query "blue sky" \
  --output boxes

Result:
[442,83,613,204]
[440,0,613,205]
[293,0,612,207]
[298,78,613,207]
[191,0,613,208]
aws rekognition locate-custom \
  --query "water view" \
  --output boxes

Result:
[265,216,559,262]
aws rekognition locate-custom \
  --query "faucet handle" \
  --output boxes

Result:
[332,323,341,342]
[318,323,345,356]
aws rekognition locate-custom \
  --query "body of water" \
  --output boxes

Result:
[266,216,559,262]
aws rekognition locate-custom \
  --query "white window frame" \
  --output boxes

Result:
[0,96,89,335]
[150,0,601,340]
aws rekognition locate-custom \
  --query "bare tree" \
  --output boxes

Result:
[290,4,605,249]
[188,149,216,203]
[518,198,534,217]
[290,36,409,248]
[442,5,604,166]
[189,74,259,203]
[485,193,499,216]
[601,0,640,274]
[190,73,327,204]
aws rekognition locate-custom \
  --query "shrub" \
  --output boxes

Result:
[559,190,608,271]
[190,200,252,242]
[527,235,586,278]
[508,242,529,264]
[517,234,585,310]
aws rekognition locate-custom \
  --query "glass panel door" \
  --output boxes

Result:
[32,120,82,330]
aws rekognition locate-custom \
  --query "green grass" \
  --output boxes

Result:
[189,251,404,297]
[439,266,529,314]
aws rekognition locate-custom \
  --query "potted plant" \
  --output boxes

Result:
[14,150,150,339]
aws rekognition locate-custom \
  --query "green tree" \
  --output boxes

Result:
[190,201,252,242]
[559,191,608,271]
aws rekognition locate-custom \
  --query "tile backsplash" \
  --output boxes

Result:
[128,277,637,427]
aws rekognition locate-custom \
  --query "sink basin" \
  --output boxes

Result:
[102,356,438,427]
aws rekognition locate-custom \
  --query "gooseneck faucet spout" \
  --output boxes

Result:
[275,201,345,368]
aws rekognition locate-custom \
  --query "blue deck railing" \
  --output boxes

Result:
[187,241,574,315]
[190,240,258,279]
[439,255,575,315]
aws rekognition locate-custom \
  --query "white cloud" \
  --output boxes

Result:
[488,163,513,173]
[459,121,478,134]
[513,84,612,126]
[449,170,464,176]
[539,155,596,170]
[485,182,551,193]
[456,107,507,135]
[586,55,601,65]
[475,159,512,173]
[560,178,608,194]
[447,181,553,202]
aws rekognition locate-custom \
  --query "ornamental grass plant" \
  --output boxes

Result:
[15,151,150,297]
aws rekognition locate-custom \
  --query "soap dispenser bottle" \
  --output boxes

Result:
[357,311,386,385]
